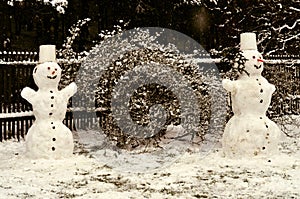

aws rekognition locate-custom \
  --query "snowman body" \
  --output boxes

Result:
[21,62,77,159]
[222,45,281,157]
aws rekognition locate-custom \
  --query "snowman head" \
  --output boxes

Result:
[33,45,61,89]
[242,50,264,76]
[33,62,62,89]
[240,33,264,76]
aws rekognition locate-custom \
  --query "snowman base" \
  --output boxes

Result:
[25,122,74,159]
[222,115,282,158]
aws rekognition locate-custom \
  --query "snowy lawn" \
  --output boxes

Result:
[0,117,299,198]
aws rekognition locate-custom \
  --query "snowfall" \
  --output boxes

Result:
[0,116,299,199]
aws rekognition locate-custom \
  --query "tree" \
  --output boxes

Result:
[187,0,300,55]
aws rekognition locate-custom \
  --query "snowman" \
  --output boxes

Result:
[222,33,282,158]
[21,45,77,159]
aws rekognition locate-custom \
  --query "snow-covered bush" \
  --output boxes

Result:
[76,27,225,150]
[96,47,212,148]
[57,18,90,90]
[58,19,128,90]
[213,47,248,76]
[58,18,91,61]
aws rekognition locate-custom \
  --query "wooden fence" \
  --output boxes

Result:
[0,52,299,141]
[265,55,300,116]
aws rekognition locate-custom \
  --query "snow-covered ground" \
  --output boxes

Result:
[0,117,299,198]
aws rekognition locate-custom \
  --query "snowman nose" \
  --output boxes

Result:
[257,58,264,62]
[52,71,55,75]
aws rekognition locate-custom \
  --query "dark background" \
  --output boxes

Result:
[0,0,226,52]
[0,0,299,54]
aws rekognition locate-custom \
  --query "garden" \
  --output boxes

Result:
[0,0,299,198]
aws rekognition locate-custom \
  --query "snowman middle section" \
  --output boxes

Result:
[26,88,74,159]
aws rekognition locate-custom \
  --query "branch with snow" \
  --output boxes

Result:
[44,0,68,14]
[58,18,91,61]
[182,0,218,6]
[97,20,129,41]
[272,19,300,32]
[290,6,300,12]
[7,0,68,14]
[266,32,300,56]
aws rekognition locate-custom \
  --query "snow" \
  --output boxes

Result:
[0,118,299,198]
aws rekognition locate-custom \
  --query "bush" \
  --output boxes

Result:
[95,47,214,149]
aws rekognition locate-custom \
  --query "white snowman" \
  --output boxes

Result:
[222,33,282,158]
[21,45,77,159]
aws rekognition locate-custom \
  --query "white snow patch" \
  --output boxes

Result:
[0,117,299,198]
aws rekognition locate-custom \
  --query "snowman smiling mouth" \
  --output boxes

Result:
[47,75,57,79]
[254,64,262,69]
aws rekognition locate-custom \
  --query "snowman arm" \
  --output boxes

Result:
[62,82,77,99]
[21,87,36,104]
[222,79,236,93]
[270,84,276,94]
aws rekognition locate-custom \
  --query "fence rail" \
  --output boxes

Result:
[0,52,299,141]
[0,51,38,62]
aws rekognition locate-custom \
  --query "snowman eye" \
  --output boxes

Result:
[252,56,256,59]
[55,68,57,71]
[47,67,50,70]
